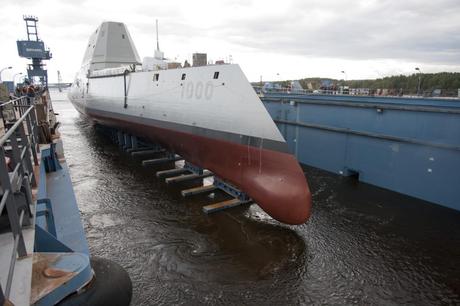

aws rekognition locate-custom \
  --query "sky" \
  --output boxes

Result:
[1,0,459,83]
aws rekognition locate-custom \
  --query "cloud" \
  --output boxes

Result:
[0,0,459,82]
[210,0,460,64]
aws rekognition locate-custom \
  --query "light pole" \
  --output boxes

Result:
[276,73,281,90]
[13,72,23,87]
[0,66,13,82]
[415,67,422,96]
[340,71,347,94]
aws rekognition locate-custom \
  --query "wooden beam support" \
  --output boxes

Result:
[202,198,246,214]
[165,171,213,184]
[156,168,189,178]
[181,184,217,197]
[142,155,182,167]
[131,148,165,156]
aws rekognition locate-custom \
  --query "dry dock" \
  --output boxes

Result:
[53,89,460,305]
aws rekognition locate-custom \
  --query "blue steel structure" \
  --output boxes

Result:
[34,145,93,306]
[0,96,92,305]
[16,16,52,87]
[261,93,460,211]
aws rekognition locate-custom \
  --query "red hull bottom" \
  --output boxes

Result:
[89,112,312,225]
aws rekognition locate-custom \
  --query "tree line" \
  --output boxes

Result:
[296,72,460,96]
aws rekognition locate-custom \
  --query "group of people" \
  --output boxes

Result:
[14,81,43,99]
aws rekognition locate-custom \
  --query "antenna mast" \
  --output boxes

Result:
[57,70,62,92]
[153,19,164,60]
[156,19,160,51]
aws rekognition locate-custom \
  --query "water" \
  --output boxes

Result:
[51,90,460,305]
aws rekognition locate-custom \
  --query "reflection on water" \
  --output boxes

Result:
[52,90,460,305]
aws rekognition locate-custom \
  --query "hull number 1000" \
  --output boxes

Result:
[181,81,214,100]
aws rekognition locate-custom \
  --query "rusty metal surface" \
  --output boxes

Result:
[30,253,76,305]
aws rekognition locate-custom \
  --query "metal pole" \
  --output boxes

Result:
[417,74,421,96]
[123,70,128,108]
[415,67,422,96]
[156,19,160,51]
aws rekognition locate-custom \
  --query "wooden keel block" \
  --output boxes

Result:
[202,198,244,214]
[156,168,189,178]
[142,155,182,166]
[181,184,217,197]
[165,171,213,184]
[131,148,165,156]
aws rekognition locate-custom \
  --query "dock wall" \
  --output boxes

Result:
[262,94,460,211]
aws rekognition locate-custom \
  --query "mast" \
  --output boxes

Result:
[57,70,62,92]
[154,19,164,60]
[156,19,160,51]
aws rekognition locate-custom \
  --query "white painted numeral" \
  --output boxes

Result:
[195,82,203,99]
[186,82,193,98]
[181,81,213,100]
[205,81,213,100]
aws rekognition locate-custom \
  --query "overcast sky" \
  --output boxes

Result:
[1,0,459,83]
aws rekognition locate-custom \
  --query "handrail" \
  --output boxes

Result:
[0,96,27,107]
[0,95,40,300]
[5,210,25,298]
[0,105,34,147]
[262,96,460,114]
[0,189,9,214]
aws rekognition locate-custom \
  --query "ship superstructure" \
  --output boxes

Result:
[69,21,312,224]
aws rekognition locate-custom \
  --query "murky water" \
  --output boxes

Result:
[51,90,460,305]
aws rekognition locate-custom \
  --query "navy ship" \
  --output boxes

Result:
[69,21,312,225]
